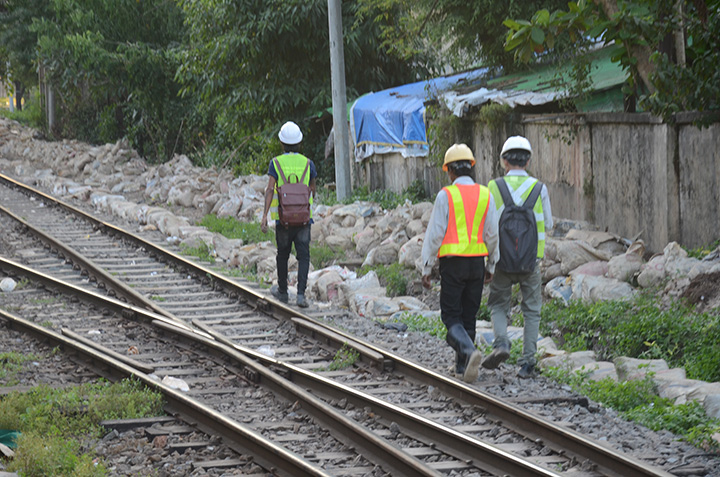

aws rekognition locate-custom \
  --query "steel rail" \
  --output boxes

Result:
[0,307,331,477]
[0,172,676,477]
[0,258,443,476]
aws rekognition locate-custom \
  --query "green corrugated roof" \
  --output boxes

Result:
[486,45,627,95]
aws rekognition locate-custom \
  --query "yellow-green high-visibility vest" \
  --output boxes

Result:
[270,153,313,221]
[488,175,546,258]
[438,184,490,257]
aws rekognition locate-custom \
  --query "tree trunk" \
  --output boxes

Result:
[594,0,657,94]
[14,81,24,111]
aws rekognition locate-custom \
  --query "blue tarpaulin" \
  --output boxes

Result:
[350,69,487,161]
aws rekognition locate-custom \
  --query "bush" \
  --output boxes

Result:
[358,263,410,297]
[541,293,720,382]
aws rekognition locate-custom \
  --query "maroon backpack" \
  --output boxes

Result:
[274,158,311,227]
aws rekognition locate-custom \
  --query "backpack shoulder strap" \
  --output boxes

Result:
[494,178,514,208]
[299,160,310,183]
[522,181,543,210]
[274,158,290,185]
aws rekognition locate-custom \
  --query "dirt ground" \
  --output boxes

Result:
[681,271,720,313]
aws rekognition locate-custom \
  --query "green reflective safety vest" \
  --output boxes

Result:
[270,153,313,221]
[488,175,546,258]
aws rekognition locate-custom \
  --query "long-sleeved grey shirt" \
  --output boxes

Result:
[420,176,499,276]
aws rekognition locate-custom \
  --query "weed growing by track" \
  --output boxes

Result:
[323,343,359,371]
[0,378,164,476]
[543,368,720,450]
[0,352,39,384]
[540,292,720,450]
[541,292,720,382]
[358,263,410,297]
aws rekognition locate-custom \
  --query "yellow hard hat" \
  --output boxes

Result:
[442,143,475,171]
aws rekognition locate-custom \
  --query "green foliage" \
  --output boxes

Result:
[0,351,39,383]
[684,239,720,260]
[30,0,195,160]
[324,343,360,371]
[329,179,428,210]
[0,379,164,435]
[0,0,51,109]
[310,243,346,270]
[7,431,106,477]
[544,368,720,450]
[357,0,567,72]
[0,379,162,476]
[179,242,216,263]
[426,104,466,169]
[394,311,446,339]
[625,399,720,449]
[176,0,423,175]
[541,294,720,382]
[504,0,720,123]
[0,88,45,129]
[358,262,410,297]
[199,215,274,244]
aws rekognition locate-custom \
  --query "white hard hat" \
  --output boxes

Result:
[501,136,532,157]
[278,121,303,145]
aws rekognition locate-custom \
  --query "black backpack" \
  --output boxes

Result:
[495,178,543,274]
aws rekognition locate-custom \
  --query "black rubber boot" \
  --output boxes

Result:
[446,324,482,383]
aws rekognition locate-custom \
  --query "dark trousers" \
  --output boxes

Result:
[275,223,311,295]
[439,256,486,342]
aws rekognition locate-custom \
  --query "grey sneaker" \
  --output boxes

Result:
[270,285,288,303]
[296,294,309,308]
[517,363,536,379]
[481,346,510,369]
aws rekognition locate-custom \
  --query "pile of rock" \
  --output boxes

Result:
[2,118,720,424]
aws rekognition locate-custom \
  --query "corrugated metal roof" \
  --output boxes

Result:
[441,45,628,116]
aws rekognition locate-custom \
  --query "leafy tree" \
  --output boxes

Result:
[0,0,51,110]
[176,0,425,177]
[503,0,720,120]
[30,0,194,160]
[355,0,569,72]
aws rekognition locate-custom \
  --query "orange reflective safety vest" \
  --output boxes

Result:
[438,184,490,257]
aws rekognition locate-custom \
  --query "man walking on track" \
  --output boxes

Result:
[421,143,499,383]
[261,121,317,308]
[482,136,553,378]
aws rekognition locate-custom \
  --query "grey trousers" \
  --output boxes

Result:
[487,263,542,367]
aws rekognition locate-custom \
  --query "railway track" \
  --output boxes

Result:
[0,173,683,476]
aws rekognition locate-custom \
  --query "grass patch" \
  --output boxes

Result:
[0,352,39,384]
[310,243,347,269]
[540,293,720,382]
[358,263,411,297]
[0,379,164,475]
[180,242,216,264]
[320,343,359,371]
[0,89,45,130]
[543,368,720,450]
[317,179,429,210]
[684,239,720,259]
[199,215,274,244]
[394,311,446,339]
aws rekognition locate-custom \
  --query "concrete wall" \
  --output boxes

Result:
[357,112,720,253]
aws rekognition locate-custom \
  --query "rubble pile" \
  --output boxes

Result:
[2,117,720,420]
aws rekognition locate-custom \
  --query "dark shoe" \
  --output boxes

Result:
[517,363,536,379]
[481,345,510,370]
[446,324,481,383]
[271,285,288,303]
[296,294,309,308]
